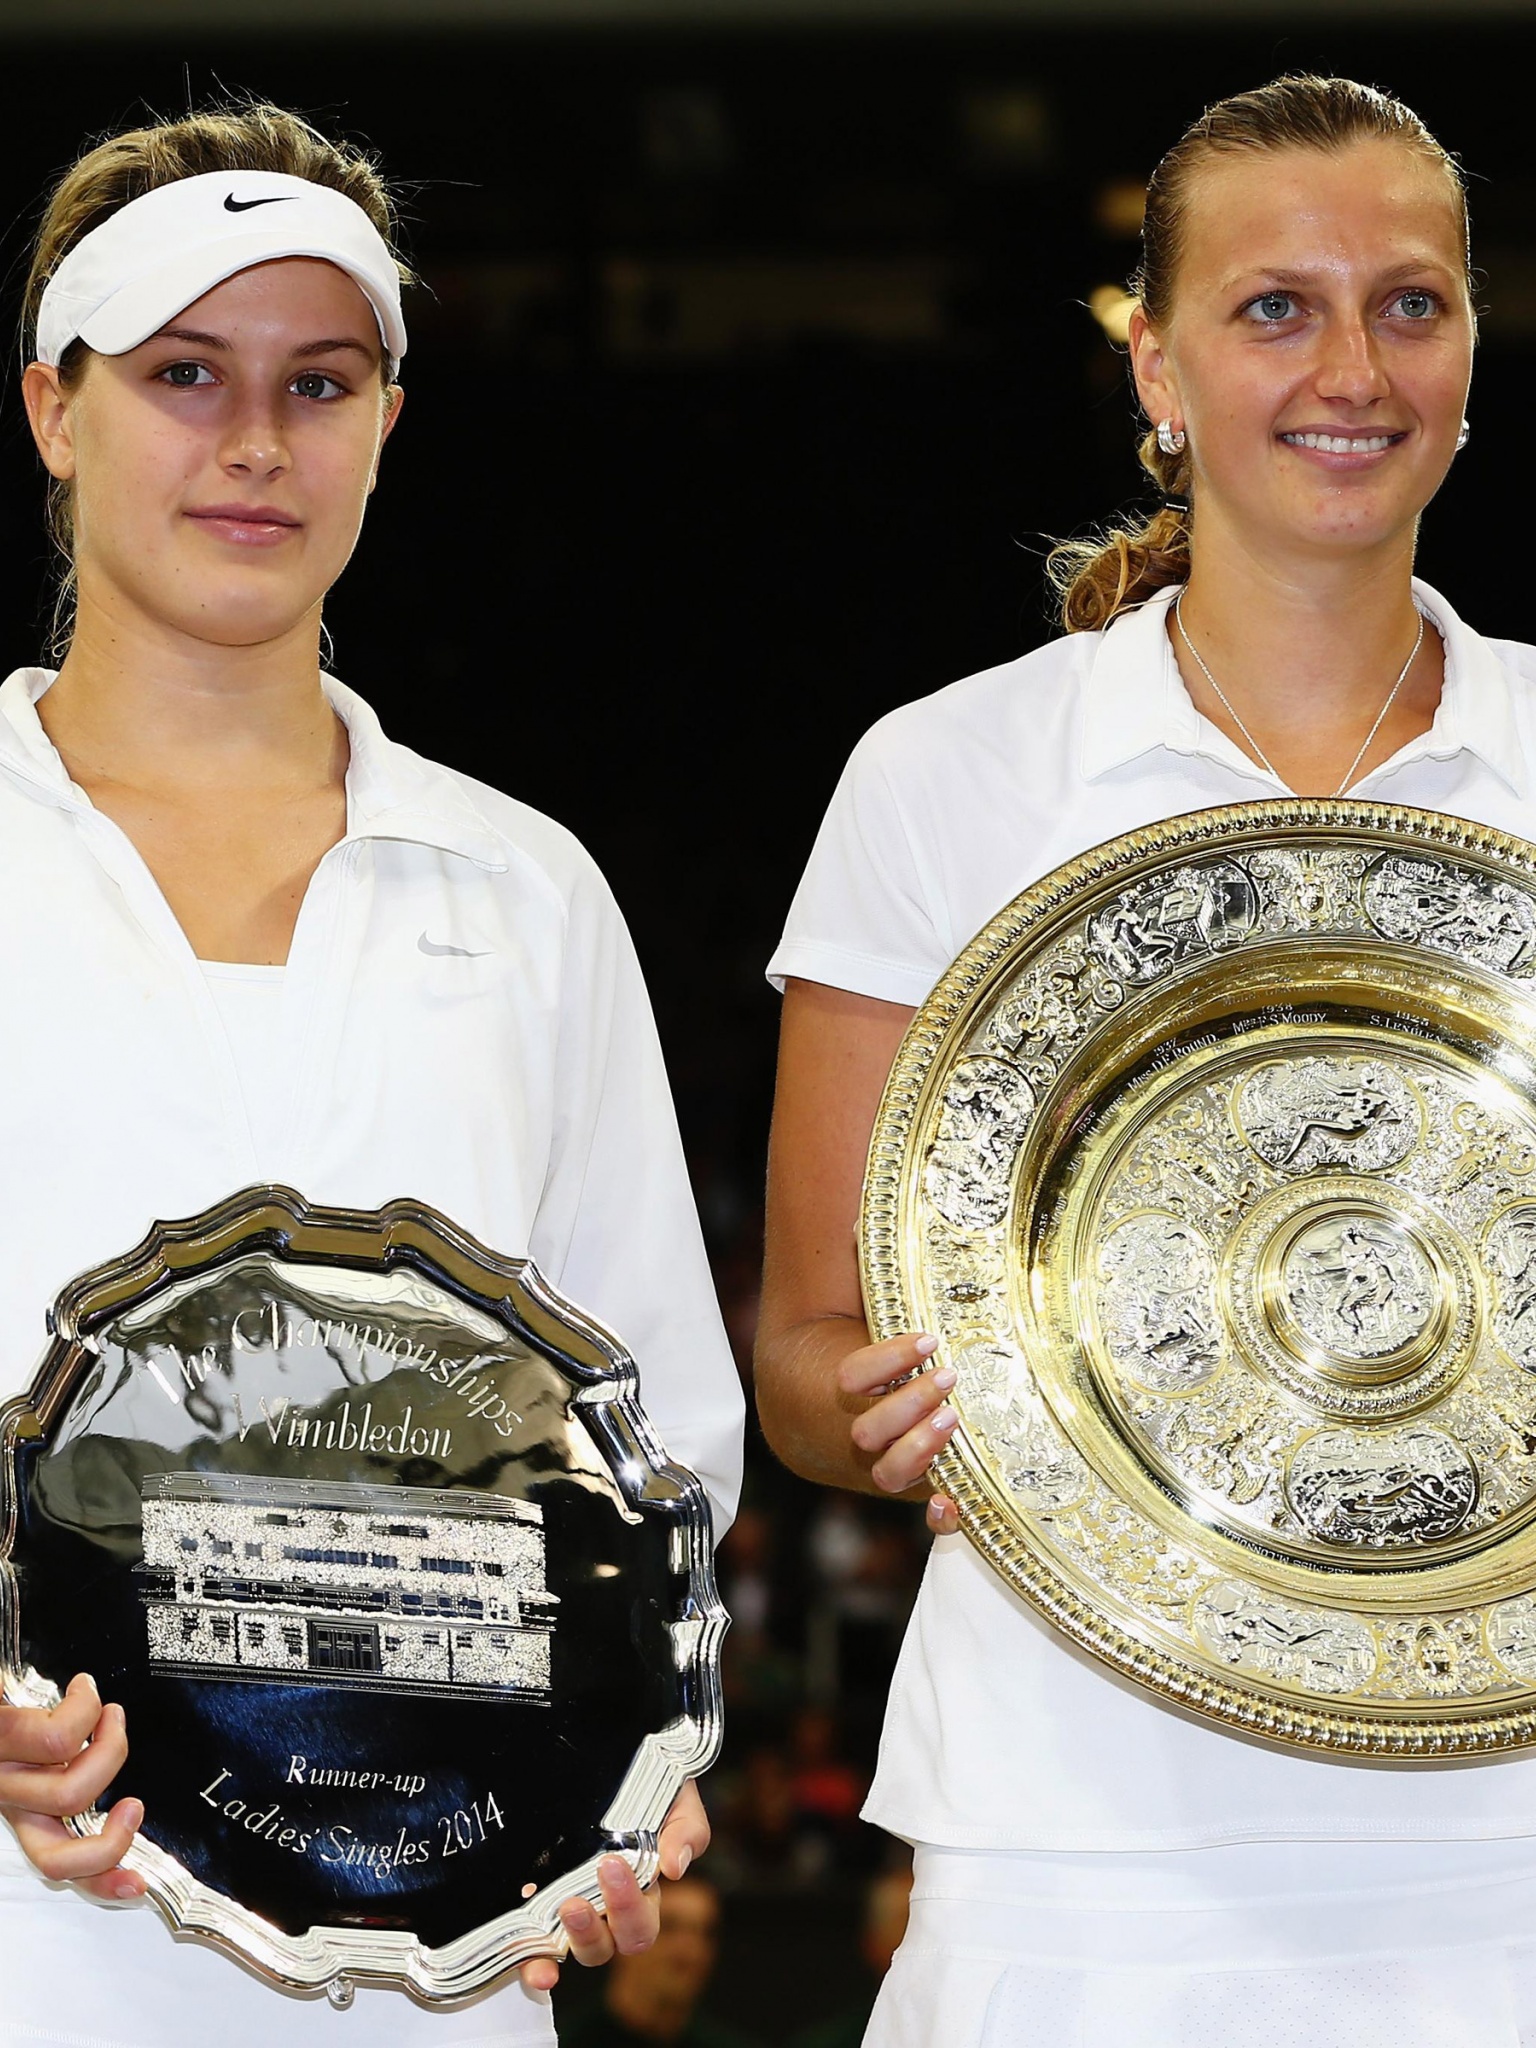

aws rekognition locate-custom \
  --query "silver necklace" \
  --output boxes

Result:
[1173,592,1426,798]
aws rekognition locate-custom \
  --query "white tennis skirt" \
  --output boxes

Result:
[864,1838,1536,2048]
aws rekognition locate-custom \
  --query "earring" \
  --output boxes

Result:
[1156,419,1187,455]
[1456,418,1470,452]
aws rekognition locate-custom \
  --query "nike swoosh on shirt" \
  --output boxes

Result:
[418,933,491,958]
[223,194,298,212]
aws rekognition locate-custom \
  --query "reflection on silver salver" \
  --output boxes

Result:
[140,1475,557,1699]
[0,1187,725,2005]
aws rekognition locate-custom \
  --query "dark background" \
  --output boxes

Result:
[3,10,1534,2036]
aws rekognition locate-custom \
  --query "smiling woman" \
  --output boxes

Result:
[755,75,1536,2048]
[1049,76,1475,796]
[0,102,742,2048]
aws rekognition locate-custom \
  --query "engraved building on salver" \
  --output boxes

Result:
[139,1472,558,1697]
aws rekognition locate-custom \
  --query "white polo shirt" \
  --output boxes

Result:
[768,578,1536,1850]
[0,667,743,2045]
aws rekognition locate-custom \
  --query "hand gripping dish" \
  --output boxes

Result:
[0,1188,725,2004]
[861,801,1536,1757]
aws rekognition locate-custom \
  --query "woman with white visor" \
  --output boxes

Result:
[758,75,1536,2048]
[0,103,742,2047]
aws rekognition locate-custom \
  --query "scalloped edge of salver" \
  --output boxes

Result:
[859,798,1536,1760]
[0,1185,727,2005]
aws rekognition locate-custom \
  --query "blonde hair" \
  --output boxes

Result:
[1047,76,1470,634]
[23,100,411,654]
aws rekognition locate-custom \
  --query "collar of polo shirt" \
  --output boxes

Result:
[1080,580,1527,798]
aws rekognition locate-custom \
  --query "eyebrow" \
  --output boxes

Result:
[151,325,379,363]
[1218,258,1454,294]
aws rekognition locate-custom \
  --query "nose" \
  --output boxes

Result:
[218,393,291,481]
[1313,311,1391,409]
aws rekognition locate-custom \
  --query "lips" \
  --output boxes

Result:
[185,504,301,546]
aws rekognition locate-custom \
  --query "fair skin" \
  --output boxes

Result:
[5,250,704,1991]
[755,137,1476,1532]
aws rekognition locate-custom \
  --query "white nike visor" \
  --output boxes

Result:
[34,168,407,375]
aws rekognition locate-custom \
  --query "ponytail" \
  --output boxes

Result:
[1046,426,1190,633]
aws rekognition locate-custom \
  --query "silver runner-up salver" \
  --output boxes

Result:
[0,1187,725,2004]
[861,800,1536,1758]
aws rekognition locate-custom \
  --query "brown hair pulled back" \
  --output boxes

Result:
[23,101,411,653]
[1047,76,1469,634]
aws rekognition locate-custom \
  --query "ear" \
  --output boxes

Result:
[22,361,78,482]
[1127,305,1182,440]
[368,382,405,493]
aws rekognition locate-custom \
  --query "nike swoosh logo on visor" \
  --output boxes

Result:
[418,933,491,959]
[223,194,298,213]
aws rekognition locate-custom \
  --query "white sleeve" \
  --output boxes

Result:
[766,720,948,1005]
[529,858,743,1540]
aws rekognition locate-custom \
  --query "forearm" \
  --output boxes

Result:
[755,1311,930,1501]
[754,1309,881,1490]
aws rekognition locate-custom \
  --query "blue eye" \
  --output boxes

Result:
[1248,292,1298,324]
[1392,289,1438,320]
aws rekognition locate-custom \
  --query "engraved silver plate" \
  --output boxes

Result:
[0,1188,725,2003]
[861,801,1536,1755]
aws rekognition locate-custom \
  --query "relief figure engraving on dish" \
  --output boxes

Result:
[864,802,1536,1754]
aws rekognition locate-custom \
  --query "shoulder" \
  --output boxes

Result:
[843,632,1090,786]
[823,633,1094,843]
[1480,634,1536,688]
[333,677,621,922]
[443,763,615,906]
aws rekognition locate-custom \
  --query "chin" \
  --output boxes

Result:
[1273,491,1418,557]
[155,608,316,652]
[165,582,327,648]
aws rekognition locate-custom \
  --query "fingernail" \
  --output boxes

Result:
[565,1903,594,1932]
[76,1674,98,1696]
[599,1854,627,1882]
[914,1335,938,1357]
[676,1846,692,1876]
[121,1800,144,1831]
[928,1496,946,1522]
[112,1875,139,1900]
[931,1405,957,1433]
[932,1367,957,1391]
